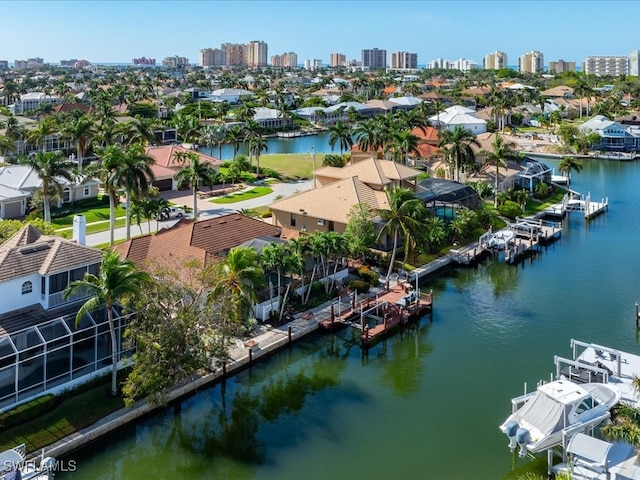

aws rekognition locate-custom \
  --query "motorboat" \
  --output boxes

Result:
[0,444,56,480]
[486,230,515,249]
[499,378,621,457]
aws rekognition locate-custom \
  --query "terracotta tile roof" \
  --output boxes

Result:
[0,226,102,283]
[410,126,439,143]
[144,145,223,181]
[314,158,420,187]
[52,103,92,115]
[383,86,398,95]
[269,177,389,225]
[115,214,281,268]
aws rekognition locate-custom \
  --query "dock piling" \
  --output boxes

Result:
[636,303,639,328]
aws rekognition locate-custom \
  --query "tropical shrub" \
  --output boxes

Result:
[497,200,522,219]
[357,266,379,286]
[348,279,370,294]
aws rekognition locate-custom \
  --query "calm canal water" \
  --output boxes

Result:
[204,131,335,160]
[60,158,640,480]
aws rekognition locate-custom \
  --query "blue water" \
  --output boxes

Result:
[203,132,335,160]
[59,157,640,479]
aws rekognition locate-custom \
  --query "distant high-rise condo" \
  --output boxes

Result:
[221,43,245,66]
[0,60,8,70]
[583,56,629,76]
[362,48,387,70]
[304,59,323,70]
[199,48,227,67]
[518,51,544,73]
[330,53,346,68]
[483,51,507,70]
[271,52,298,68]
[390,51,418,70]
[245,40,268,67]
[547,59,575,74]
[132,57,156,65]
[629,50,639,76]
[162,56,189,68]
[60,59,78,67]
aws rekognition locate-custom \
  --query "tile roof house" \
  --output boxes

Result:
[0,224,102,316]
[114,213,282,268]
[144,145,223,191]
[269,177,389,236]
[429,105,487,134]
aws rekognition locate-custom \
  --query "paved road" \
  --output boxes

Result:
[86,180,314,246]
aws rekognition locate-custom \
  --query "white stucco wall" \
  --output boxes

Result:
[0,273,43,315]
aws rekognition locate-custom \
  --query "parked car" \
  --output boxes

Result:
[156,206,185,221]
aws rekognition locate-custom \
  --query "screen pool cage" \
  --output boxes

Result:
[0,306,134,410]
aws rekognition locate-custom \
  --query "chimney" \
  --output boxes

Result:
[73,214,87,245]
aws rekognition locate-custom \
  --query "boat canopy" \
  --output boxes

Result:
[567,433,613,473]
[516,391,568,436]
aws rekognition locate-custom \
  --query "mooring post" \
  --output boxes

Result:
[636,302,639,328]
[288,325,292,342]
[248,347,253,364]
[222,362,227,375]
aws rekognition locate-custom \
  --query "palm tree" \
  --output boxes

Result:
[27,117,58,152]
[173,152,217,220]
[377,186,427,281]
[0,134,16,159]
[248,134,268,176]
[88,145,126,246]
[59,115,97,172]
[124,116,159,146]
[481,133,520,206]
[64,250,151,397]
[208,246,265,333]
[354,118,380,160]
[225,125,245,160]
[328,120,353,157]
[573,78,594,119]
[112,144,155,240]
[557,156,583,187]
[438,125,480,182]
[20,151,74,222]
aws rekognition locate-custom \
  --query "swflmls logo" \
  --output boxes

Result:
[3,459,77,472]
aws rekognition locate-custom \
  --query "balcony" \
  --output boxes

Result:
[46,289,89,309]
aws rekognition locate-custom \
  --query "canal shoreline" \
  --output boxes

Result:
[31,256,456,463]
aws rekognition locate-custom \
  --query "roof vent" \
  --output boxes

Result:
[18,243,50,254]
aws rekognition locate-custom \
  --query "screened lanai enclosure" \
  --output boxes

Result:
[0,303,133,410]
[415,178,481,220]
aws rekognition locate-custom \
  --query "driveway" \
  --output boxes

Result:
[85,179,313,247]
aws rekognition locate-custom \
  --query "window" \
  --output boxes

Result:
[21,281,33,295]
[62,187,71,203]
[83,186,90,197]
[317,219,325,226]
[48,272,69,294]
[290,214,296,227]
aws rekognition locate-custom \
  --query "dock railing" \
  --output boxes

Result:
[554,356,611,384]
[569,339,622,377]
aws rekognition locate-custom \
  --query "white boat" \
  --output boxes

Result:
[0,444,56,480]
[486,230,515,249]
[499,378,621,457]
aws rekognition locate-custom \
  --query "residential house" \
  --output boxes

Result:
[208,88,254,103]
[429,105,487,134]
[10,92,62,115]
[114,213,282,268]
[0,165,100,219]
[0,225,129,410]
[144,145,223,191]
[253,107,294,129]
[579,115,635,152]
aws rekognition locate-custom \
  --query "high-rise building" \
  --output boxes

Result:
[548,59,576,74]
[245,40,268,67]
[583,56,629,76]
[630,50,639,76]
[362,48,387,70]
[60,59,78,67]
[428,58,450,69]
[132,57,156,66]
[518,50,544,73]
[271,52,298,68]
[483,51,507,70]
[200,48,227,67]
[330,53,346,68]
[0,60,8,70]
[304,59,323,70]
[162,56,189,68]
[452,58,478,72]
[390,51,418,70]
[221,43,245,66]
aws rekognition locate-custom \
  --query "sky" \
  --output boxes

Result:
[2,0,640,65]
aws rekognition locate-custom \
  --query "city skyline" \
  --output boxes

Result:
[2,1,640,65]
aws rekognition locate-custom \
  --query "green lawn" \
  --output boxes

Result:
[0,382,125,454]
[51,202,126,229]
[258,153,324,180]
[210,186,273,204]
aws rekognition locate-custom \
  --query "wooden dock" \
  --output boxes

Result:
[357,285,433,347]
[544,191,608,220]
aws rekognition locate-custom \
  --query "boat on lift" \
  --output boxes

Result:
[499,378,621,457]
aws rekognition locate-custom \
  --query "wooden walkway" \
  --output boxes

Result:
[544,191,609,220]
